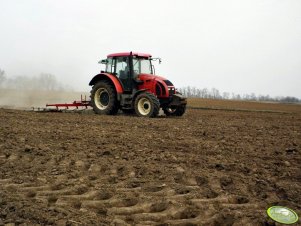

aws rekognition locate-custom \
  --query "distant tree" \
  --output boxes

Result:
[250,93,257,101]
[211,88,221,99]
[13,75,31,89]
[1,73,64,91]
[202,88,209,98]
[187,86,192,97]
[0,68,6,86]
[281,96,300,103]
[192,87,197,97]
[38,73,59,90]
[178,86,300,103]
[222,92,230,99]
[243,94,250,100]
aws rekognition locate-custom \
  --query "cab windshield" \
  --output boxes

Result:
[133,57,153,75]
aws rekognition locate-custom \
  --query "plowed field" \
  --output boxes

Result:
[0,99,300,225]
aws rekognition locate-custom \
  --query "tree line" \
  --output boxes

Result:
[0,68,70,91]
[178,86,300,103]
[1,68,299,103]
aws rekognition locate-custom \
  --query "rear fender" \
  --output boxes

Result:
[89,73,123,94]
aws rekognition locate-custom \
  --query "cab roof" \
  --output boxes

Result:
[107,52,152,58]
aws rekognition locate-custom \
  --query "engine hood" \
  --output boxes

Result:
[138,73,167,82]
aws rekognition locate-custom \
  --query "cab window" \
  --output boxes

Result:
[106,58,114,73]
[115,57,129,79]
[133,57,152,76]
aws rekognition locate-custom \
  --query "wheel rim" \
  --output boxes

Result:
[166,108,176,114]
[95,88,110,110]
[137,97,151,116]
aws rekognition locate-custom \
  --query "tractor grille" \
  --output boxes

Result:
[168,88,176,96]
[164,80,175,96]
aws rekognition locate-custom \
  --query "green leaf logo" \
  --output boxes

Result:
[267,206,299,224]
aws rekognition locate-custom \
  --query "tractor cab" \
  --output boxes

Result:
[99,52,155,92]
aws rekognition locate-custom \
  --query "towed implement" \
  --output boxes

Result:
[45,52,187,117]
[46,95,90,110]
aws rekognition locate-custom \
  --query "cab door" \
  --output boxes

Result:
[114,56,133,92]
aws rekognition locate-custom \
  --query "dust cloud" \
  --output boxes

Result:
[0,73,89,109]
[0,89,89,109]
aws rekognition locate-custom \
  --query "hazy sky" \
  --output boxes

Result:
[1,0,301,97]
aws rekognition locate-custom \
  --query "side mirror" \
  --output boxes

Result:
[98,59,108,64]
[151,57,162,64]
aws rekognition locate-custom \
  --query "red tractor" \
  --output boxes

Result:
[89,52,187,117]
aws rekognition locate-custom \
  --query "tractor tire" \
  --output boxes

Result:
[90,81,119,115]
[134,92,160,117]
[163,105,186,116]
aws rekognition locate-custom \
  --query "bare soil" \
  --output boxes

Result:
[0,99,301,225]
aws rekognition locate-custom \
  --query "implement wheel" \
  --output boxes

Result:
[134,92,160,117]
[90,81,119,115]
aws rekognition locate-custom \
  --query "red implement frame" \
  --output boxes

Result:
[46,95,91,110]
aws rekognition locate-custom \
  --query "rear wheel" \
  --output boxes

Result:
[163,105,186,116]
[90,81,119,115]
[134,92,160,117]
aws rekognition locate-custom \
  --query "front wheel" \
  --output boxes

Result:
[163,105,186,116]
[134,92,160,117]
[90,81,119,115]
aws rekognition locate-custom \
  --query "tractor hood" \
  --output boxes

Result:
[138,73,168,83]
[137,73,175,98]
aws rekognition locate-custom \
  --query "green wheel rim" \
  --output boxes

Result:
[267,206,299,224]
